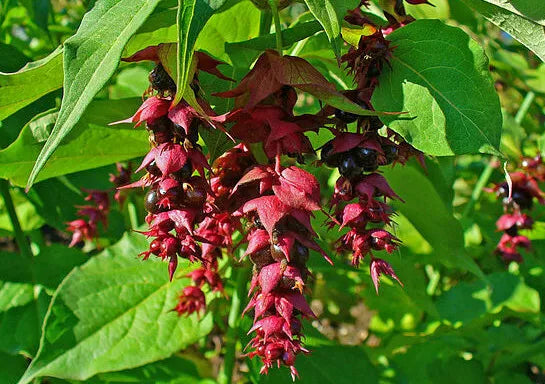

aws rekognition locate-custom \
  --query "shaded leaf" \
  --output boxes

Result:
[0,99,149,187]
[0,47,63,122]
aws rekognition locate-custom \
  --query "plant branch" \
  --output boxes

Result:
[268,0,283,55]
[0,180,33,260]
[217,265,250,384]
[462,91,535,218]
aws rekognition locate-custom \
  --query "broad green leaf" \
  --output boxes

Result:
[383,160,485,280]
[0,47,63,122]
[0,99,149,187]
[174,0,228,106]
[26,0,161,190]
[18,233,214,384]
[341,24,377,47]
[372,19,502,156]
[461,0,545,62]
[302,0,359,59]
[195,0,261,63]
[0,188,44,235]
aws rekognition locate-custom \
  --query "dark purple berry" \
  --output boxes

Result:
[382,144,398,164]
[339,155,363,180]
[353,147,378,172]
[144,189,163,214]
[512,189,533,210]
[320,140,343,167]
[505,225,518,237]
[146,160,162,177]
[171,161,193,182]
[149,63,176,93]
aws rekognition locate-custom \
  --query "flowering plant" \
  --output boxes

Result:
[1,0,545,383]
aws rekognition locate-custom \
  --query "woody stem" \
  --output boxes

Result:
[268,0,283,55]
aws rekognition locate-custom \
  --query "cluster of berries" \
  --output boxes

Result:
[66,163,131,247]
[319,8,424,292]
[114,51,240,322]
[490,155,545,263]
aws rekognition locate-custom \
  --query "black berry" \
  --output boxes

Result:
[171,161,193,182]
[320,140,343,168]
[339,155,363,180]
[353,147,378,172]
[149,63,176,93]
[144,189,163,214]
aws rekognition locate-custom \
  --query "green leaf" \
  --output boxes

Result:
[18,233,214,384]
[0,43,29,72]
[0,99,149,187]
[302,0,359,59]
[225,20,324,69]
[0,47,63,122]
[462,0,545,63]
[124,8,178,58]
[383,160,485,280]
[174,0,227,106]
[26,0,161,190]
[195,0,261,63]
[436,272,540,324]
[372,19,502,156]
[0,351,28,384]
[481,0,545,26]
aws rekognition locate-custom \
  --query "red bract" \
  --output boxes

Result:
[66,189,110,247]
[174,286,206,316]
[370,258,403,294]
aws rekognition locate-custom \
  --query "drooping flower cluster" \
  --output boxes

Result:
[115,47,241,317]
[214,51,335,379]
[66,163,132,247]
[489,155,545,263]
[319,6,424,292]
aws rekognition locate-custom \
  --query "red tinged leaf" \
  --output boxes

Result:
[249,315,285,339]
[259,263,283,294]
[244,229,270,257]
[110,97,170,127]
[243,196,291,236]
[274,295,294,325]
[195,51,234,82]
[168,101,196,133]
[153,143,189,176]
[355,173,403,202]
[272,167,321,211]
[122,45,160,62]
[341,203,366,229]
[331,133,383,154]
[282,292,315,318]
[496,213,533,231]
[233,165,275,195]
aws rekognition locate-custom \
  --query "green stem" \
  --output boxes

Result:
[259,10,272,36]
[217,265,250,384]
[0,180,33,260]
[127,195,139,229]
[462,91,535,218]
[268,0,283,55]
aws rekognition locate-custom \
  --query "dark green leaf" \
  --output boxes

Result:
[372,20,502,156]
[0,47,63,122]
[26,0,161,190]
[0,352,28,384]
[0,43,29,72]
[0,99,149,187]
[18,233,214,384]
